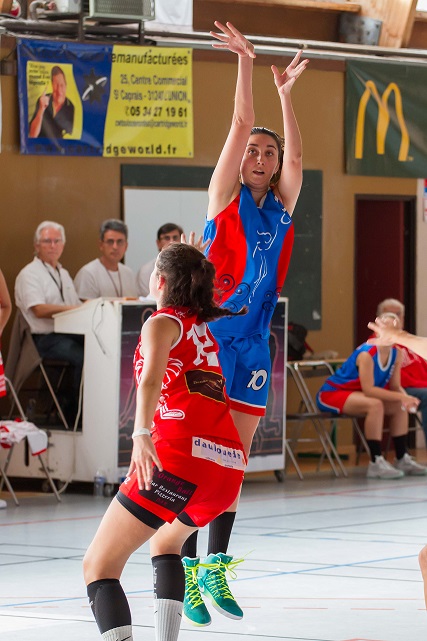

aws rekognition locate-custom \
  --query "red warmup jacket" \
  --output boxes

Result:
[399,344,427,388]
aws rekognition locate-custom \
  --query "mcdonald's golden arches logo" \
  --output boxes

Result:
[355,80,410,161]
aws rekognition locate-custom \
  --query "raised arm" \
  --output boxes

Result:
[29,89,49,138]
[271,51,309,214]
[207,21,256,220]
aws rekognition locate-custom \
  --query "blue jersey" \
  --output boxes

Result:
[204,185,294,338]
[319,344,398,393]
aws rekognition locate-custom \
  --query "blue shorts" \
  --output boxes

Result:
[212,332,271,416]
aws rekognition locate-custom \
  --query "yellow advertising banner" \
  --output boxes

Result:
[18,40,194,157]
[104,46,193,158]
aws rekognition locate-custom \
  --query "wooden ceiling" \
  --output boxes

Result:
[193,0,426,49]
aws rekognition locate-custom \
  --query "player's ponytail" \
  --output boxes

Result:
[156,243,246,322]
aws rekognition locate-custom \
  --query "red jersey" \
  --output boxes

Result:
[133,306,241,445]
[399,344,427,388]
[120,306,245,527]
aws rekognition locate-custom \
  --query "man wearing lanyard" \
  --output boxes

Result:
[15,220,83,423]
[74,219,138,300]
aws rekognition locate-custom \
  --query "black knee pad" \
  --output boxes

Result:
[152,554,185,602]
[87,578,131,634]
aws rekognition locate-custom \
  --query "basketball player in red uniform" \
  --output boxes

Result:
[83,243,246,641]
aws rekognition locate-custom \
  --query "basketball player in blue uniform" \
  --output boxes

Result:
[181,21,309,625]
[317,315,427,480]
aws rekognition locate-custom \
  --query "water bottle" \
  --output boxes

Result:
[93,469,106,497]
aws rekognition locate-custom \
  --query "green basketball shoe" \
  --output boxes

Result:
[182,556,211,626]
[198,553,243,620]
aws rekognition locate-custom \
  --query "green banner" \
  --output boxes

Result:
[346,60,427,177]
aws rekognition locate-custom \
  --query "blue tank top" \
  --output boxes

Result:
[204,184,294,338]
[319,344,398,393]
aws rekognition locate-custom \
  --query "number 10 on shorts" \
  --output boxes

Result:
[247,369,268,390]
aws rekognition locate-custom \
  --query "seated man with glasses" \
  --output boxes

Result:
[14,220,84,425]
[137,222,183,297]
[74,219,138,300]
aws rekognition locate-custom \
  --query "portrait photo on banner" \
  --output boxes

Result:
[26,61,83,140]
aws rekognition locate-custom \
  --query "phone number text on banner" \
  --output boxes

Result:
[17,39,193,158]
[105,47,193,158]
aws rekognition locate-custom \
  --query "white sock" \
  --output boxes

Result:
[101,625,132,641]
[154,598,182,641]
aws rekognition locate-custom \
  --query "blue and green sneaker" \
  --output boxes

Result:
[182,556,211,626]
[198,553,243,620]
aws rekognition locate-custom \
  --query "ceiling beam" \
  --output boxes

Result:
[358,0,418,47]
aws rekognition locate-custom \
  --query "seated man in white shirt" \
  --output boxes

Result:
[15,220,84,423]
[137,222,183,297]
[74,219,138,300]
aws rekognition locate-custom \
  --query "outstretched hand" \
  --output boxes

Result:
[181,231,211,253]
[367,317,401,347]
[210,21,256,59]
[272,50,309,95]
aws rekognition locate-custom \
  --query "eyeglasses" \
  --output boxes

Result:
[103,239,126,246]
[160,234,181,242]
[39,238,64,245]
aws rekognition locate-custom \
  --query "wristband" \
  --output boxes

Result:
[132,428,151,438]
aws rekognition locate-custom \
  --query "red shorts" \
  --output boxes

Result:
[118,435,246,528]
[316,390,354,414]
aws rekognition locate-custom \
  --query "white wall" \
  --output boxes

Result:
[123,187,208,273]
[151,0,192,26]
